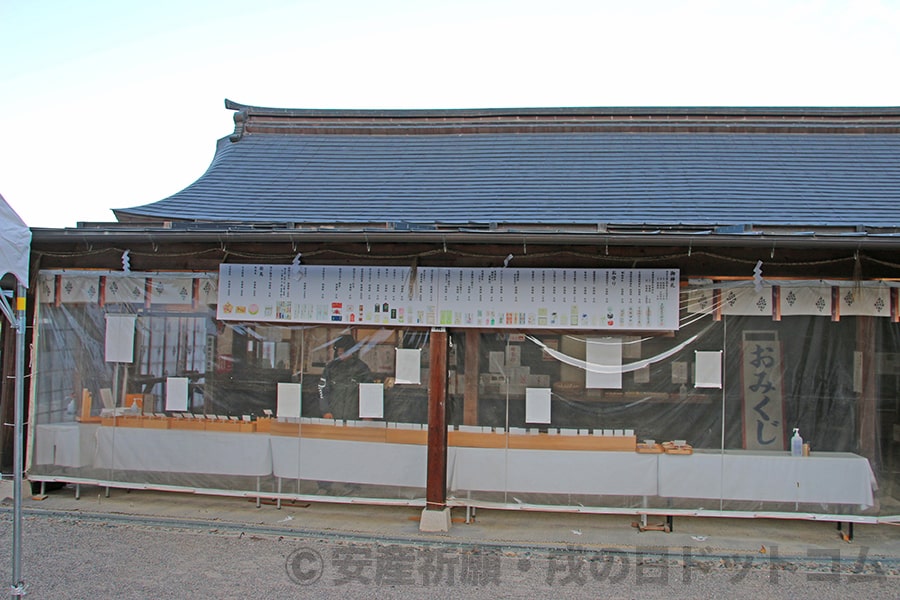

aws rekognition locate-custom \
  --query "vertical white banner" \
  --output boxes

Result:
[394,348,422,384]
[585,337,622,389]
[277,382,302,419]
[165,377,189,412]
[359,383,384,419]
[105,314,137,363]
[694,350,723,389]
[525,387,552,424]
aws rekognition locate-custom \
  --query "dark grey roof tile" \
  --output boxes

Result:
[116,130,900,227]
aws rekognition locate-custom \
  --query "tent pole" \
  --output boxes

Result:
[11,283,26,597]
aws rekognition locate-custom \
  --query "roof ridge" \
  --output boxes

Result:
[224,99,900,140]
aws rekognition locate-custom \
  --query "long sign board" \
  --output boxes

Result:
[217,265,680,330]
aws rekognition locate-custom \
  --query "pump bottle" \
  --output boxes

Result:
[791,428,803,457]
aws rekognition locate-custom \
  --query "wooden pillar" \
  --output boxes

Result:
[856,316,879,471]
[426,327,448,509]
[463,330,480,426]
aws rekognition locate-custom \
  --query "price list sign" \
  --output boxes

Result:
[217,265,680,331]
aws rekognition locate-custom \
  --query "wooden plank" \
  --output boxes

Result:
[426,329,448,509]
[299,423,388,443]
[167,418,206,431]
[507,434,636,451]
[448,430,506,448]
[385,428,428,445]
[269,420,300,436]
[463,330,480,426]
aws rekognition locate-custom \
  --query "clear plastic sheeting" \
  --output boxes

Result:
[28,272,430,502]
[443,287,897,519]
[26,270,900,520]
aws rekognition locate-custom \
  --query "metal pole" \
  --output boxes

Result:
[11,283,26,596]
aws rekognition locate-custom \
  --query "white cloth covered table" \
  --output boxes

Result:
[31,425,879,510]
[93,428,272,476]
[270,437,426,487]
[449,447,659,495]
[32,423,98,468]
[657,450,877,508]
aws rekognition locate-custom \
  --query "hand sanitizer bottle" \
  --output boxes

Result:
[791,428,803,457]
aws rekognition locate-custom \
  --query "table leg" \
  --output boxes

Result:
[642,496,648,528]
[632,496,670,532]
[75,483,80,500]
[256,476,261,508]
[837,521,854,542]
[277,477,282,510]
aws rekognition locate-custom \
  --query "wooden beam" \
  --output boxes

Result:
[463,330,480,426]
[891,287,899,323]
[856,316,879,471]
[426,328,448,509]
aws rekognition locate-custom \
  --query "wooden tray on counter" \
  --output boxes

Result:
[662,441,693,455]
[636,443,664,454]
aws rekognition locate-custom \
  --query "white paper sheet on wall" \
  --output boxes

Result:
[525,387,552,424]
[672,361,688,384]
[488,351,505,373]
[165,377,189,412]
[633,364,650,384]
[395,348,421,384]
[105,314,137,363]
[359,383,384,419]
[695,351,723,388]
[586,338,622,389]
[277,382,302,418]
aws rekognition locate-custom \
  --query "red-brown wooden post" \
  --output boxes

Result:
[421,327,450,531]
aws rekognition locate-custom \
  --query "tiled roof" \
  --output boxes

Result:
[114,103,900,229]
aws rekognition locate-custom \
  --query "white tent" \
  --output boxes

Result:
[0,194,30,288]
[0,193,30,597]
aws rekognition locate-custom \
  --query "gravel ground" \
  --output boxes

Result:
[0,509,898,599]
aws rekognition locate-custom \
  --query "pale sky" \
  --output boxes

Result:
[1,0,899,228]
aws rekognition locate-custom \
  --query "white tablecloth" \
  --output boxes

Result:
[449,448,659,495]
[657,450,877,508]
[30,424,878,509]
[270,436,426,487]
[32,423,98,468]
[93,427,272,477]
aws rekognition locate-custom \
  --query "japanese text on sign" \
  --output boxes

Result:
[217,265,680,331]
[741,335,786,450]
